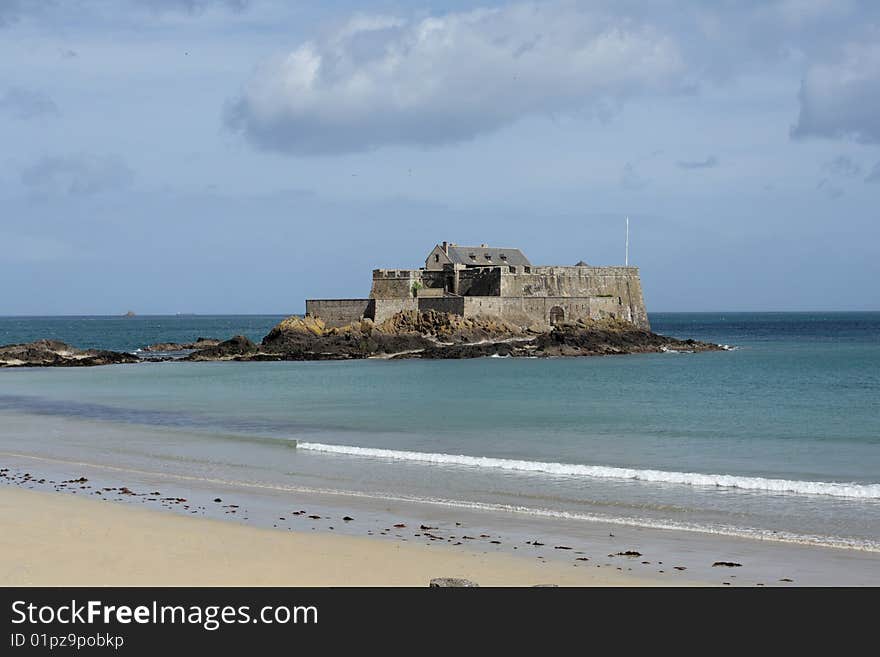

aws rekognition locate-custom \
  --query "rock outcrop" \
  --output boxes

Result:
[185,311,722,362]
[141,337,220,352]
[0,340,139,368]
[2,312,724,367]
[185,335,258,361]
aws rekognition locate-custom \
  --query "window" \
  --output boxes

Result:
[500,253,507,260]
[435,254,440,263]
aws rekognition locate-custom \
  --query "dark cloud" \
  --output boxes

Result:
[791,41,880,143]
[0,87,59,119]
[823,155,862,178]
[676,155,718,170]
[816,178,843,199]
[20,155,134,196]
[133,0,250,13]
[0,0,248,27]
[0,0,24,27]
[620,163,648,190]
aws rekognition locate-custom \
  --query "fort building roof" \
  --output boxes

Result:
[426,242,531,270]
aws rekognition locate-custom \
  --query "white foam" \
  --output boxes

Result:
[297,442,880,500]
[4,450,878,552]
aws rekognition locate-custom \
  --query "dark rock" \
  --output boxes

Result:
[0,340,139,368]
[187,336,258,361]
[141,338,220,353]
[615,551,642,557]
[218,312,725,363]
[712,561,742,568]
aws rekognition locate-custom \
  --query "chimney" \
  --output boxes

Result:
[442,241,449,255]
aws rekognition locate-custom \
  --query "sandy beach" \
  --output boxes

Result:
[2,453,879,587]
[0,486,675,587]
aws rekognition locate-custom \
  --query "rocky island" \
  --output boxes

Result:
[0,311,722,368]
[0,243,726,367]
[183,311,723,362]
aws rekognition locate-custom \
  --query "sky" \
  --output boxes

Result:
[1,0,878,314]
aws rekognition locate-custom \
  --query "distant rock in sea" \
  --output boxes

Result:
[123,311,136,317]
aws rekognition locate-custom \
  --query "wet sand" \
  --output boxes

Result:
[0,486,671,587]
[2,459,879,586]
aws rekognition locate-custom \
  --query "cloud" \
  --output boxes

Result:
[791,40,880,143]
[676,155,718,170]
[816,178,843,199]
[620,162,648,190]
[866,161,880,183]
[823,155,862,178]
[225,4,689,154]
[20,154,134,196]
[133,0,250,14]
[0,87,59,120]
[0,0,24,27]
[0,0,247,27]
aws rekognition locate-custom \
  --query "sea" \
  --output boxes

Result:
[0,312,878,555]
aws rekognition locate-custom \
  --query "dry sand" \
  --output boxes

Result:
[0,487,683,587]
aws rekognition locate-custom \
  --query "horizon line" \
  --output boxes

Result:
[1,309,879,319]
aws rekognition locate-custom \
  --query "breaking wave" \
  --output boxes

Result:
[4,450,879,552]
[296,442,880,500]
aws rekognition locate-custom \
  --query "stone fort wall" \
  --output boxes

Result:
[308,265,649,331]
[304,299,374,327]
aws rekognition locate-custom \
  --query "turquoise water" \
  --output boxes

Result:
[0,312,878,549]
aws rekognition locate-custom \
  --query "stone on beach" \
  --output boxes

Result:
[429,577,479,587]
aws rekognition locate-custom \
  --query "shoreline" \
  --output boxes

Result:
[3,457,879,586]
[0,486,672,587]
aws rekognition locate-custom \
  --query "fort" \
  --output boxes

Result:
[305,242,650,331]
